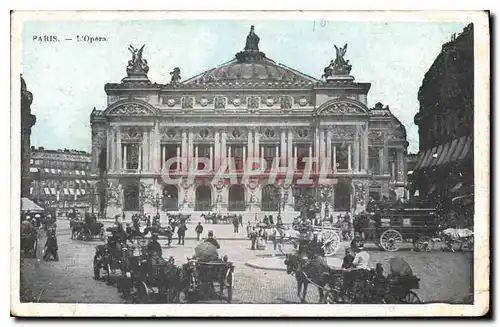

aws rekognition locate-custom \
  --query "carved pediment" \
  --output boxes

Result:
[160,127,181,141]
[330,125,356,140]
[106,100,157,116]
[316,99,368,116]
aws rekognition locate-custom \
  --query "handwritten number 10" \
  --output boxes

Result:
[313,19,327,32]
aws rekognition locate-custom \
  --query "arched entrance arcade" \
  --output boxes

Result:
[195,185,212,211]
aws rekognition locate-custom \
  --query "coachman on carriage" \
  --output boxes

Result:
[71,213,105,241]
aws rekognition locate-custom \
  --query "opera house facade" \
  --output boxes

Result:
[90,27,409,221]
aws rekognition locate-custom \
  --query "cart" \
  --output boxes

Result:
[322,268,422,304]
[276,222,341,257]
[362,208,439,252]
[183,257,235,303]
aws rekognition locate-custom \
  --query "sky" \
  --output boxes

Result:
[21,19,467,153]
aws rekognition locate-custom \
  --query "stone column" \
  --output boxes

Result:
[181,130,188,172]
[214,131,220,170]
[195,144,199,171]
[348,144,352,171]
[275,145,279,169]
[280,128,286,166]
[116,128,122,172]
[152,121,161,173]
[138,145,142,171]
[287,129,293,171]
[111,128,117,171]
[309,144,313,170]
[383,132,389,174]
[326,130,332,171]
[396,150,404,182]
[188,131,194,171]
[247,129,254,160]
[354,128,359,171]
[106,128,112,171]
[315,128,320,173]
[254,131,260,160]
[378,148,384,175]
[162,145,166,170]
[144,129,150,171]
[221,130,227,167]
[176,145,181,173]
[209,145,214,171]
[319,128,325,170]
[123,144,128,170]
[364,124,369,170]
[333,145,337,173]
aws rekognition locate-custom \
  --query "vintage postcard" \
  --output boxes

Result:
[10,11,489,317]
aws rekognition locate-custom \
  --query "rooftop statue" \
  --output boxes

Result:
[244,25,260,51]
[322,43,353,78]
[170,67,181,85]
[126,44,149,76]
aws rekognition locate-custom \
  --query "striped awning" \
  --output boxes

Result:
[44,168,50,174]
[44,187,50,195]
[75,179,81,184]
[69,189,75,195]
[29,167,39,173]
[80,189,86,195]
[76,189,81,196]
[50,188,56,195]
[413,135,472,171]
[75,170,80,175]
[63,188,69,195]
[80,171,86,176]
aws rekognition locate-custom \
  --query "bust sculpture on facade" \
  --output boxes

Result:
[322,43,353,78]
[126,44,149,77]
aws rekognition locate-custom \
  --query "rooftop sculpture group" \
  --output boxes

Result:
[322,43,353,79]
[126,44,150,77]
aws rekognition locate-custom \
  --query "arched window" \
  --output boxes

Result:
[124,184,139,211]
[228,185,245,211]
[195,185,212,211]
[162,185,178,211]
[261,184,279,211]
[334,180,351,212]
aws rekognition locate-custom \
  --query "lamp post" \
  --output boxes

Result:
[90,185,96,215]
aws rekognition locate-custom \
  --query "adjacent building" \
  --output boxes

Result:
[21,76,36,198]
[412,23,474,220]
[30,147,93,214]
[90,26,409,221]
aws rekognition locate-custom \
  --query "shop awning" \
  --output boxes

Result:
[69,189,75,195]
[413,135,472,171]
[43,187,50,195]
[50,187,56,195]
[63,188,69,195]
[80,189,86,195]
[29,167,39,173]
[21,197,44,213]
[75,170,80,175]
[75,179,81,184]
[81,171,86,176]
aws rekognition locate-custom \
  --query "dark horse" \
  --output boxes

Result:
[284,253,332,303]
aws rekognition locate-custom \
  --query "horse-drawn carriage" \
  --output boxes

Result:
[182,256,235,303]
[200,213,235,224]
[71,214,105,241]
[21,221,38,258]
[167,213,191,224]
[322,266,421,304]
[359,208,439,252]
[274,220,341,257]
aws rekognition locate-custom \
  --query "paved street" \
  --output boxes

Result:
[20,219,473,304]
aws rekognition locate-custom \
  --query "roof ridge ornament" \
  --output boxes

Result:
[235,25,266,62]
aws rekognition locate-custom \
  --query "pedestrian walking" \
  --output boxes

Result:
[249,227,258,250]
[233,215,239,233]
[195,222,204,241]
[238,214,243,227]
[177,223,187,245]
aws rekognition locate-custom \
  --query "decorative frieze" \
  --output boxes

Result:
[192,127,214,141]
[122,126,143,141]
[181,96,194,110]
[247,96,260,113]
[227,127,247,141]
[280,96,292,112]
[214,96,227,111]
[294,127,311,140]
[369,130,385,144]
[108,102,155,116]
[330,125,356,140]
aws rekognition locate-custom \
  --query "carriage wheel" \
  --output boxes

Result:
[323,232,340,257]
[413,236,434,252]
[278,240,297,256]
[380,230,403,252]
[225,268,234,303]
[402,291,421,304]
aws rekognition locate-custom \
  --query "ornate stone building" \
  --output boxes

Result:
[30,147,92,214]
[411,23,473,216]
[21,75,36,198]
[90,27,409,221]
